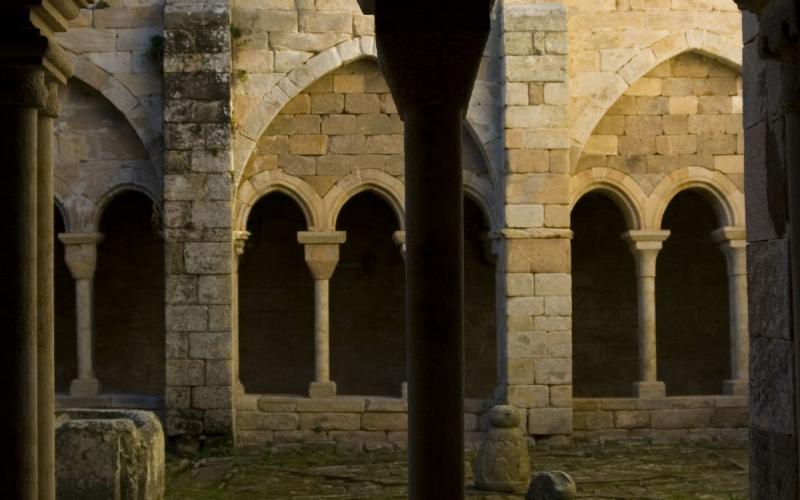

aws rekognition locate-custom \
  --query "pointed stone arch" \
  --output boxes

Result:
[571,30,742,167]
[234,37,378,187]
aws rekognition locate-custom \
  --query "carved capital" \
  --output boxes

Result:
[59,233,104,280]
[298,231,346,280]
[0,67,49,108]
[622,230,671,277]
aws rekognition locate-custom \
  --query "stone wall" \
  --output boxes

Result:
[239,194,315,395]
[236,395,489,449]
[657,191,730,395]
[95,192,165,395]
[54,80,159,232]
[572,194,638,398]
[572,395,747,441]
[501,3,574,436]
[564,0,743,163]
[241,60,404,197]
[162,0,235,439]
[56,0,165,230]
[579,52,743,194]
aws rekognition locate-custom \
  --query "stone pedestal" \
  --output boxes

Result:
[59,233,104,397]
[623,230,670,399]
[298,231,346,399]
[475,405,530,493]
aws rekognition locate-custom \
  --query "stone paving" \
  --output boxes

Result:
[166,440,748,499]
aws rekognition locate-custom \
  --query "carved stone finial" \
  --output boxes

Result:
[474,405,530,492]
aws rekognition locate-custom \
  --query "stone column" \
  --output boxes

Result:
[298,231,346,399]
[232,231,249,395]
[37,80,59,500]
[623,230,670,398]
[712,227,749,396]
[59,233,104,397]
[0,68,47,500]
[0,1,89,495]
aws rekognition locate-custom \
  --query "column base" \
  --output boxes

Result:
[234,380,246,396]
[70,378,101,397]
[309,381,336,399]
[723,379,749,396]
[633,381,666,398]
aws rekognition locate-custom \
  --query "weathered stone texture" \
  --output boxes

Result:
[577,53,744,193]
[56,410,165,500]
[163,0,235,439]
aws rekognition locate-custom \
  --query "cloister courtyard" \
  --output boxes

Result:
[165,440,748,499]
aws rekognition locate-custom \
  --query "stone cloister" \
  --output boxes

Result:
[6,0,800,497]
[24,0,749,449]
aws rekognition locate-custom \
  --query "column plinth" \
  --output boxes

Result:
[298,231,346,399]
[712,227,750,396]
[623,230,671,399]
[59,232,104,397]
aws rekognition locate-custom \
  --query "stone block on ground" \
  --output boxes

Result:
[56,409,165,500]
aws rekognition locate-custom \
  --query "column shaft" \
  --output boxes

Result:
[730,272,749,382]
[624,230,669,399]
[636,274,657,383]
[0,103,39,498]
[314,279,331,384]
[404,106,465,498]
[37,113,56,500]
[76,279,94,380]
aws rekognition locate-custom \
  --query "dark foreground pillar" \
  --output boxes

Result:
[404,107,465,496]
[0,70,46,500]
[359,1,493,497]
[735,0,800,497]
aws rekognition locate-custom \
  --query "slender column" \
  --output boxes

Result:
[37,80,59,500]
[59,233,104,397]
[623,230,671,398]
[232,231,250,395]
[0,69,47,500]
[298,231,346,399]
[712,227,750,396]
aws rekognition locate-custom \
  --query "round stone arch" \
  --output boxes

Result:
[54,191,72,234]
[324,169,406,231]
[569,168,646,231]
[235,170,323,232]
[464,170,500,233]
[92,185,162,233]
[570,30,743,168]
[646,167,745,230]
[70,53,162,164]
[54,180,75,233]
[234,36,378,187]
